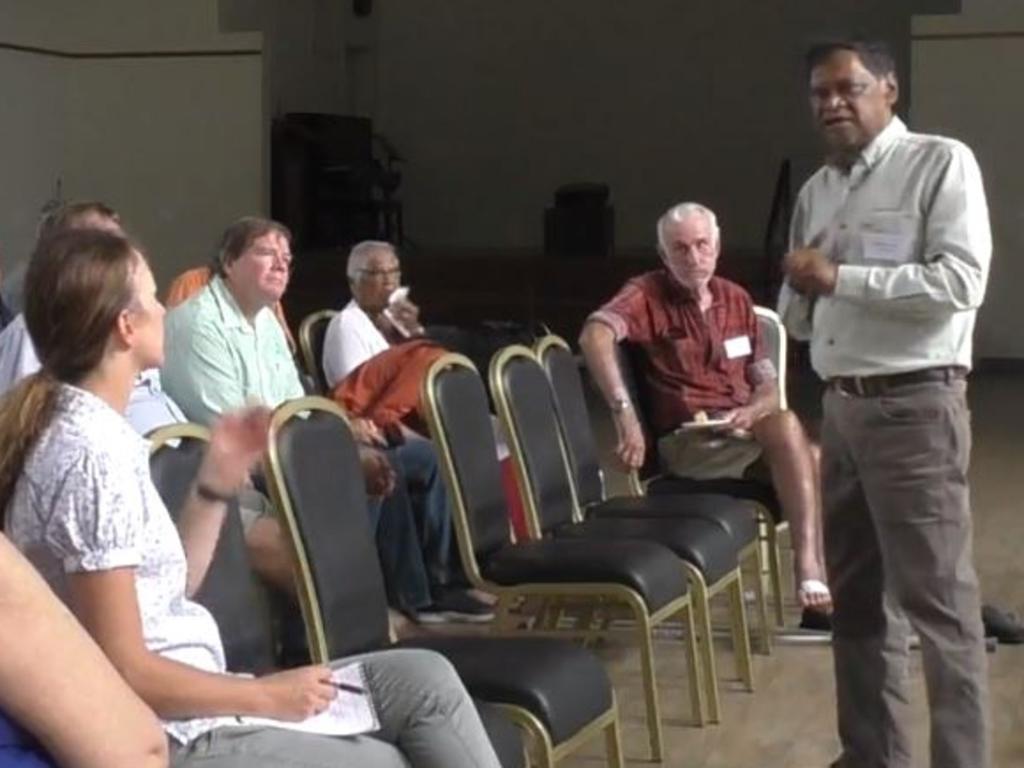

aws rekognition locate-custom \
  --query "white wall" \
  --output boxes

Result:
[912,1,1024,358]
[0,1,264,292]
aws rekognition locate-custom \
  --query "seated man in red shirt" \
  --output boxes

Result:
[580,201,830,615]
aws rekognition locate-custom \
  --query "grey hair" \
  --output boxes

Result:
[346,240,396,280]
[655,202,720,251]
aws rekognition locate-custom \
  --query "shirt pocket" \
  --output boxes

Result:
[858,210,921,266]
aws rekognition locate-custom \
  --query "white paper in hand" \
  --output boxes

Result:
[239,663,379,737]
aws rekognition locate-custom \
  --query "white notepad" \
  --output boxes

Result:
[238,663,379,737]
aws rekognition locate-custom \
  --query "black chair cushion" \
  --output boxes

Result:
[585,492,759,547]
[539,344,605,507]
[150,441,277,674]
[555,515,740,585]
[482,538,687,612]
[497,356,578,531]
[433,364,516,558]
[275,410,392,658]
[400,636,612,745]
[647,475,782,523]
[474,700,525,768]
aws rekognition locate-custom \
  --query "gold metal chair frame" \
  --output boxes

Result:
[422,353,701,763]
[297,309,338,392]
[490,344,759,727]
[147,422,212,453]
[423,353,691,763]
[264,395,622,768]
[533,332,773,659]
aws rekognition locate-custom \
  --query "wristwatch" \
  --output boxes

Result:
[609,396,632,415]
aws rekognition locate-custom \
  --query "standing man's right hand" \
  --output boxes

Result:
[613,409,646,469]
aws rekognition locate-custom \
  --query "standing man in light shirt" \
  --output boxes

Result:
[779,40,991,768]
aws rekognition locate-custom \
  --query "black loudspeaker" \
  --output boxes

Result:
[544,183,614,259]
[353,0,373,18]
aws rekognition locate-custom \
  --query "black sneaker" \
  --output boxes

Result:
[424,589,495,624]
[799,607,832,632]
[982,604,1024,645]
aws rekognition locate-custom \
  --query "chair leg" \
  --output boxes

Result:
[680,602,706,726]
[686,570,721,724]
[767,521,786,627]
[728,570,755,692]
[635,615,665,761]
[604,705,626,768]
[750,543,772,655]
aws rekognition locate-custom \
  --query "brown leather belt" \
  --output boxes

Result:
[828,366,966,398]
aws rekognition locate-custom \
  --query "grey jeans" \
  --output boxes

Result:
[169,648,501,768]
[821,379,989,768]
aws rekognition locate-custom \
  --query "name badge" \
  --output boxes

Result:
[724,335,752,359]
[862,231,912,264]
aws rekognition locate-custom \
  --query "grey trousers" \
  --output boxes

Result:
[169,648,501,768]
[821,380,989,768]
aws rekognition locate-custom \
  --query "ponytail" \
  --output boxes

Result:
[0,374,61,524]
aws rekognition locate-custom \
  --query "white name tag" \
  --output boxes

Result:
[862,231,912,264]
[724,335,752,359]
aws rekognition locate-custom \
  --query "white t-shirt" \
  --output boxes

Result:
[5,384,232,745]
[321,300,390,388]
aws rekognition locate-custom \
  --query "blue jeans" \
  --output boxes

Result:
[369,437,456,611]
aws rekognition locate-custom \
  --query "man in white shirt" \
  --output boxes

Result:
[322,240,424,388]
[779,40,990,768]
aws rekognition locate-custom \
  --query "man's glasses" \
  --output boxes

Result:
[810,80,874,105]
[248,246,293,271]
[359,267,401,280]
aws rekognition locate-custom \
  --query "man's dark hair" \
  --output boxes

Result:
[805,39,896,80]
[36,201,119,242]
[212,216,292,277]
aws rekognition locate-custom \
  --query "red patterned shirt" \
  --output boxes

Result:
[589,271,775,434]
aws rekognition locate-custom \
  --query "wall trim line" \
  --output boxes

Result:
[912,30,1024,42]
[0,41,261,60]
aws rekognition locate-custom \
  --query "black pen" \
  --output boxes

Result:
[332,681,366,695]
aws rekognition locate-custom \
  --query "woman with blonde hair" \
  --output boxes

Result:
[2,228,500,768]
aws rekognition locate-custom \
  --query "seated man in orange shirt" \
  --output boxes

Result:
[580,201,830,615]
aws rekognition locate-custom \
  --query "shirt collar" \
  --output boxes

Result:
[660,270,723,308]
[848,115,906,175]
[209,275,261,332]
[58,383,148,458]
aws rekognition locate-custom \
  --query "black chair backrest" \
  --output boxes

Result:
[149,437,277,674]
[299,310,336,394]
[492,348,577,532]
[427,358,513,559]
[270,402,391,660]
[536,338,604,508]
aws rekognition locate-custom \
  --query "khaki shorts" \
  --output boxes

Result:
[657,429,763,480]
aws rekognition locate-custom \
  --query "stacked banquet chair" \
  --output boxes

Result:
[264,397,627,768]
[148,423,525,768]
[615,307,793,627]
[421,353,707,761]
[533,332,773,654]
[489,346,757,725]
[297,309,337,394]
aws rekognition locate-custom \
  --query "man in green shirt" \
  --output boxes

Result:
[163,217,492,624]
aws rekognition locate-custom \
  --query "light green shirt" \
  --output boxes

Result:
[778,117,991,378]
[161,276,303,426]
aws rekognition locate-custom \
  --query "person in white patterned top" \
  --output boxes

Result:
[0,228,501,768]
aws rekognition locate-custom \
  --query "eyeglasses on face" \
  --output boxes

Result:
[248,246,293,271]
[358,267,401,279]
[810,79,875,104]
